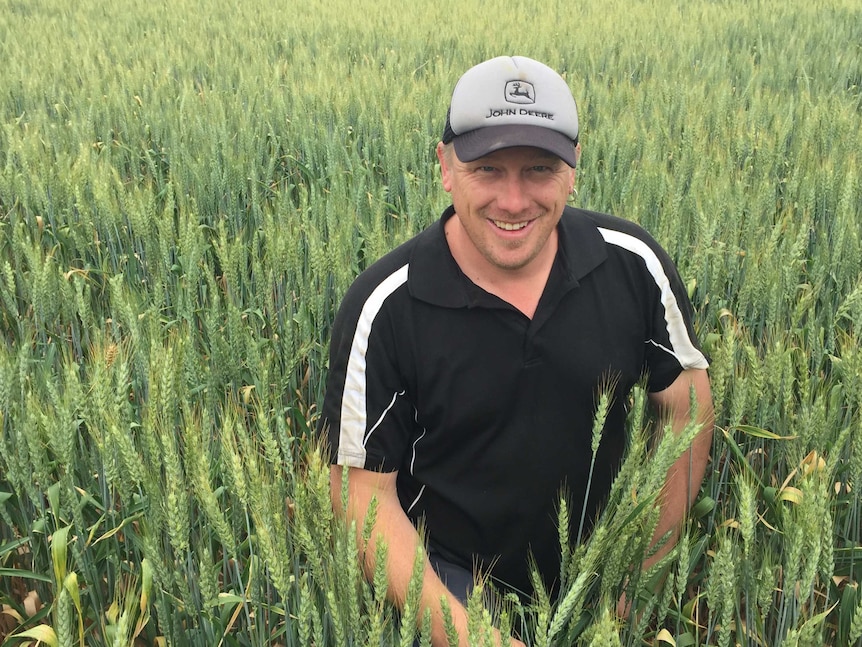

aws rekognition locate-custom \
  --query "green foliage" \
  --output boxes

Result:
[2,0,861,645]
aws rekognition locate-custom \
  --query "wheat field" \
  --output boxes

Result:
[1,0,861,645]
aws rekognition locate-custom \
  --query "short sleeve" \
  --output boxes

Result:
[318,264,415,472]
[642,244,709,392]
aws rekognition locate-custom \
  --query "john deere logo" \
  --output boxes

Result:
[505,81,535,104]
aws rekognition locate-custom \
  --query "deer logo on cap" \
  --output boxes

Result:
[505,81,535,104]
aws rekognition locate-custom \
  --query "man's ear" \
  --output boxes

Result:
[436,142,453,193]
[569,143,581,191]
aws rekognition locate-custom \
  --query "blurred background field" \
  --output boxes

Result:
[1,0,861,644]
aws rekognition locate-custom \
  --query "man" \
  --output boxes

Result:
[320,56,713,646]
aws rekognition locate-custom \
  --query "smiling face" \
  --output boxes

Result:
[437,143,576,280]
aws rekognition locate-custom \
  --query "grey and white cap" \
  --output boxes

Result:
[442,56,579,167]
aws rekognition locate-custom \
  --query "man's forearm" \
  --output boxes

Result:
[644,369,714,569]
[643,423,713,570]
[331,466,471,647]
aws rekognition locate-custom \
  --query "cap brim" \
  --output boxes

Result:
[452,124,577,167]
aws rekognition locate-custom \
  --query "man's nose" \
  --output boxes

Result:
[496,175,530,213]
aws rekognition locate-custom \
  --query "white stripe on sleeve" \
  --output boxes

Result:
[598,228,709,370]
[337,264,410,467]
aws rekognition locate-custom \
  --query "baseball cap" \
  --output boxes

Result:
[442,56,579,167]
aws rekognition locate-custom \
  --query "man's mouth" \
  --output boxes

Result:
[492,220,530,231]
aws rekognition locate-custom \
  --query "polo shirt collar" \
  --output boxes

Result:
[556,205,608,281]
[407,206,472,308]
[408,205,607,308]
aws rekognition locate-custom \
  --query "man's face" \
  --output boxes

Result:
[437,143,575,275]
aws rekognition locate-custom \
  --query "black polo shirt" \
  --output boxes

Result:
[320,205,708,596]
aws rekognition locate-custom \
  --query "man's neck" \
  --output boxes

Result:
[444,216,557,319]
